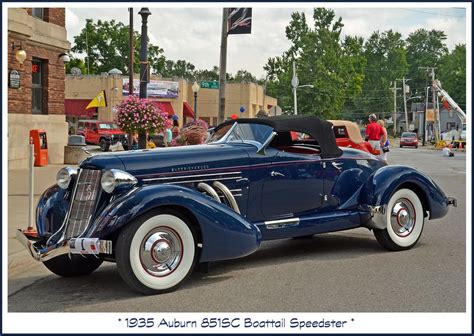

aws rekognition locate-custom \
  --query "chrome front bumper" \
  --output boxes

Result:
[16,229,69,262]
[16,229,113,262]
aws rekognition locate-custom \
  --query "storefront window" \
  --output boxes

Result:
[32,8,44,20]
[32,59,44,114]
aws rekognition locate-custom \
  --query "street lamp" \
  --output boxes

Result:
[291,62,315,115]
[138,7,151,149]
[293,84,314,115]
[192,81,200,121]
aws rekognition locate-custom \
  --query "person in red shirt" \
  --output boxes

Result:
[365,113,382,155]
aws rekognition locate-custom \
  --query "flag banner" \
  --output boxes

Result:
[86,90,107,109]
[228,8,252,34]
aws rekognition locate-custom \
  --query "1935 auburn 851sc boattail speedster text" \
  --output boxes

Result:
[17,116,456,294]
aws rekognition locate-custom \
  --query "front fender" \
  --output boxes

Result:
[36,184,69,236]
[88,184,261,262]
[360,165,449,219]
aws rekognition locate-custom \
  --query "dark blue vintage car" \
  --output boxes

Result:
[17,116,456,294]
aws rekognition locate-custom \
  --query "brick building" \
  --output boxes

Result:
[8,8,70,169]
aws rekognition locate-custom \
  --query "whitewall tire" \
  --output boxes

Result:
[116,210,197,295]
[374,188,424,251]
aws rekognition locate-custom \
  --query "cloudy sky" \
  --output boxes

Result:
[65,4,468,78]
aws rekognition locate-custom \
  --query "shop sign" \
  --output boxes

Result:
[9,70,20,88]
[200,81,219,89]
[123,78,179,99]
[426,109,435,122]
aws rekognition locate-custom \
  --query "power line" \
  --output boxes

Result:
[402,8,466,18]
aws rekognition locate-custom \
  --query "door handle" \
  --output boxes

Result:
[331,162,343,171]
[271,171,285,177]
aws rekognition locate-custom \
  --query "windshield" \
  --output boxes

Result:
[402,132,416,138]
[99,123,119,130]
[207,122,274,146]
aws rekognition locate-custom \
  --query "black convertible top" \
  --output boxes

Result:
[215,115,343,159]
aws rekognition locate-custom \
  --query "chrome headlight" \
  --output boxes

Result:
[101,169,137,194]
[56,167,78,189]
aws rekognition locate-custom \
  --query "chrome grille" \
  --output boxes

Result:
[65,169,102,238]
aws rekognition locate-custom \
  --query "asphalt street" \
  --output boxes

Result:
[7,145,467,312]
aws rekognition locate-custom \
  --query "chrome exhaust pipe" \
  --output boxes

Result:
[213,181,241,214]
[197,182,221,203]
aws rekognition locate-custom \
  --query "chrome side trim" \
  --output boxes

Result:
[197,182,221,203]
[213,181,241,214]
[264,218,300,229]
[163,176,242,185]
[143,171,242,182]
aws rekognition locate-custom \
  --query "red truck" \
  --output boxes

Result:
[77,120,129,151]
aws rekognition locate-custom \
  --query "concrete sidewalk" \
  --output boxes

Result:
[7,164,67,295]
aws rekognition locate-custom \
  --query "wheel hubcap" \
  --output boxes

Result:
[139,227,183,277]
[390,198,416,237]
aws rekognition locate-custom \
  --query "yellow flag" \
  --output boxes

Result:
[86,90,107,109]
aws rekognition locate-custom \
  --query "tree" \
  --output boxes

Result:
[71,19,165,75]
[158,59,196,79]
[264,9,366,119]
[194,66,220,81]
[437,44,466,112]
[406,29,448,96]
[349,30,408,121]
[232,69,257,82]
[65,57,88,75]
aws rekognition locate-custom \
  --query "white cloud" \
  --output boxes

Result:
[65,6,468,77]
[65,8,80,41]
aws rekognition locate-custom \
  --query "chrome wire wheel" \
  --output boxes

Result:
[374,188,424,251]
[116,211,197,295]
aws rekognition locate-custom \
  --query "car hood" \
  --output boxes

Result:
[80,144,250,179]
[100,130,125,135]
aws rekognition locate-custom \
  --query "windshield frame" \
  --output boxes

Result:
[209,121,276,151]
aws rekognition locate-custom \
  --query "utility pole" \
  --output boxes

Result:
[217,8,228,124]
[402,77,409,132]
[423,86,429,146]
[390,81,401,136]
[128,8,134,96]
[419,67,437,141]
[291,61,299,115]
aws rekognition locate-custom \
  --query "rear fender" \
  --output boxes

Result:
[88,184,261,262]
[359,165,449,222]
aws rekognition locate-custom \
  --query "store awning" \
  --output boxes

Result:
[154,101,175,115]
[65,99,95,117]
[183,102,195,119]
